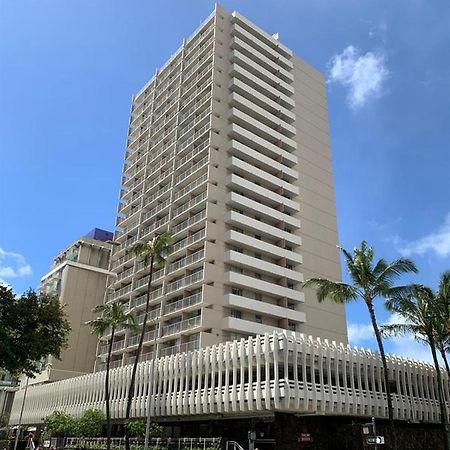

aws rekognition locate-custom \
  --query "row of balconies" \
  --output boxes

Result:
[167,248,205,275]
[174,155,209,186]
[231,23,293,71]
[173,173,208,202]
[172,190,207,219]
[172,208,207,236]
[177,138,209,168]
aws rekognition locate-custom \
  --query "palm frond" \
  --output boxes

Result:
[302,278,360,303]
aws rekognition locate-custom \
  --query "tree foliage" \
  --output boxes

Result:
[43,409,105,438]
[0,286,71,376]
[43,411,80,437]
[78,409,105,437]
[125,420,164,439]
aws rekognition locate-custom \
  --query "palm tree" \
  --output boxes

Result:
[124,232,173,450]
[302,241,417,450]
[383,284,450,450]
[87,303,138,450]
[435,272,450,377]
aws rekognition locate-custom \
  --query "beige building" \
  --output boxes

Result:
[35,229,113,384]
[100,5,347,370]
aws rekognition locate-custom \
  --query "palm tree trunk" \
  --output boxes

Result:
[125,257,154,450]
[439,345,450,380]
[366,300,397,450]
[105,327,115,450]
[429,335,450,450]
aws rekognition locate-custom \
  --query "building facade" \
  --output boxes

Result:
[35,229,113,384]
[100,4,347,371]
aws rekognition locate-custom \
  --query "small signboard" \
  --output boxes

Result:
[367,436,385,445]
[298,433,313,443]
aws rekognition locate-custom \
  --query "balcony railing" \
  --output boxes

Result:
[117,235,138,253]
[116,267,134,282]
[163,291,202,315]
[159,339,200,357]
[173,174,207,202]
[142,198,171,223]
[143,184,171,207]
[162,315,201,337]
[172,209,206,235]
[174,156,209,186]
[165,269,204,294]
[140,214,170,240]
[172,228,206,253]
[167,249,205,274]
[133,268,164,289]
[129,286,164,309]
[110,284,132,301]
[128,330,157,347]
[177,123,210,154]
[172,190,207,218]
[111,340,126,352]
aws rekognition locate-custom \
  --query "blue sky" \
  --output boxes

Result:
[1,0,449,361]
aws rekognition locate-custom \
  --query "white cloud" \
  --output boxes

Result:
[0,247,32,283]
[394,212,450,258]
[348,315,433,364]
[328,45,389,109]
[348,322,374,342]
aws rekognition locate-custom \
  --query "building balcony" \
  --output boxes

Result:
[171,227,206,255]
[172,190,207,220]
[231,12,293,59]
[226,271,304,302]
[228,108,297,152]
[228,156,299,198]
[227,174,300,213]
[231,23,293,71]
[172,208,207,236]
[159,339,200,357]
[225,250,303,282]
[230,37,293,83]
[174,155,209,187]
[161,315,201,337]
[226,230,302,263]
[129,286,164,309]
[228,140,298,182]
[165,269,204,294]
[226,294,306,323]
[127,330,157,348]
[228,123,297,167]
[227,192,300,229]
[229,91,295,137]
[223,316,291,337]
[163,290,203,316]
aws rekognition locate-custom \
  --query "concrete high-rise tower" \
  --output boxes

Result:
[99,5,347,370]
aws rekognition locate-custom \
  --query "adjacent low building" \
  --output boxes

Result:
[34,228,113,384]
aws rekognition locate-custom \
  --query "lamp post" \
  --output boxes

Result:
[13,377,29,450]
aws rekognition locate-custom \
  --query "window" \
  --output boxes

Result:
[232,287,243,296]
[255,314,263,324]
[255,293,262,301]
[287,302,295,310]
[230,309,242,319]
[255,273,262,280]
[288,321,296,332]
[287,282,294,289]
[254,253,262,259]
[286,264,293,270]
[255,235,261,240]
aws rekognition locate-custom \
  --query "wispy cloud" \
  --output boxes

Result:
[328,45,389,109]
[0,247,32,285]
[394,212,450,258]
[348,322,374,342]
[348,315,433,363]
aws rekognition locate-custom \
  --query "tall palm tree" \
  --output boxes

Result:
[435,272,450,377]
[383,284,450,450]
[124,232,173,450]
[87,303,138,450]
[302,241,417,450]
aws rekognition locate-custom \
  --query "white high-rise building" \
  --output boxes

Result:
[99,4,347,370]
